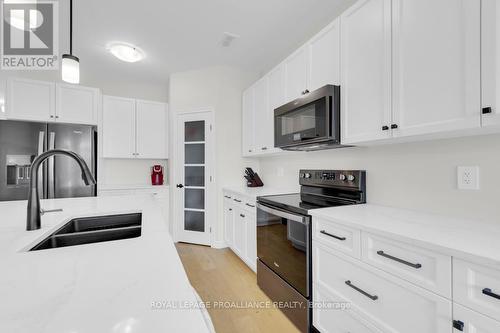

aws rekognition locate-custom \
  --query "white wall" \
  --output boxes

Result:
[168,65,259,241]
[0,71,169,187]
[258,133,500,223]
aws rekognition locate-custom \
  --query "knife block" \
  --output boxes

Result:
[246,173,264,187]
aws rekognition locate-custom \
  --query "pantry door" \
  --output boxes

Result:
[175,111,215,246]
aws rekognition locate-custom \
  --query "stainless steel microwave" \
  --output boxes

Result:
[274,85,342,151]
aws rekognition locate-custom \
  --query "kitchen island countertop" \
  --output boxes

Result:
[0,195,212,333]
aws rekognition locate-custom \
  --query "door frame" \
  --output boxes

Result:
[172,108,216,246]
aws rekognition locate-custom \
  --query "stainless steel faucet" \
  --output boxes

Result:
[27,149,96,231]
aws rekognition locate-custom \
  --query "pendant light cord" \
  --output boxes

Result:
[69,0,73,54]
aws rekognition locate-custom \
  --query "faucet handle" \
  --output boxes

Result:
[40,208,63,215]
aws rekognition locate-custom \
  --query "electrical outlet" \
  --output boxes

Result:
[457,166,480,190]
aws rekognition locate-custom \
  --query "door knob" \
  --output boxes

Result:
[176,184,184,188]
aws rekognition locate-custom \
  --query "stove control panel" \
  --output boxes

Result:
[299,169,365,190]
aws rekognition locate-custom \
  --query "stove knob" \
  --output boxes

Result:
[304,173,311,179]
[339,174,346,181]
[347,175,355,182]
[300,173,305,178]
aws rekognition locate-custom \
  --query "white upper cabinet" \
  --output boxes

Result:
[102,96,136,158]
[284,47,309,100]
[391,0,481,137]
[268,64,286,150]
[481,0,500,127]
[242,87,255,156]
[56,84,99,125]
[7,78,99,125]
[136,100,168,159]
[7,78,55,122]
[102,96,168,159]
[253,77,271,153]
[308,18,341,91]
[341,0,392,144]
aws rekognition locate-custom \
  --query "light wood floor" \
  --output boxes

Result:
[176,243,301,333]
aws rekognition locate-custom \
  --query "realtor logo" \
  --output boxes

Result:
[1,0,59,70]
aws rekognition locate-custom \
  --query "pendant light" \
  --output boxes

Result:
[61,0,79,84]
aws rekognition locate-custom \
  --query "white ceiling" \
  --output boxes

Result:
[65,0,355,86]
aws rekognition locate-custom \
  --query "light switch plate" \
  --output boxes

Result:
[457,166,480,190]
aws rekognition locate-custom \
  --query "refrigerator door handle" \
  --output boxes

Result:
[37,131,45,198]
[48,131,55,198]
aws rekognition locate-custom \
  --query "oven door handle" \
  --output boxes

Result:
[257,203,309,225]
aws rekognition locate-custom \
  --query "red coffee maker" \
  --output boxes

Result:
[151,165,164,185]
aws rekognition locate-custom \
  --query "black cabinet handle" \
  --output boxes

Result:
[453,320,464,331]
[229,208,232,211]
[224,195,231,199]
[382,125,389,131]
[391,124,398,129]
[482,107,492,114]
[482,288,500,300]
[246,203,255,208]
[234,199,242,203]
[240,213,245,218]
[345,280,378,300]
[320,230,346,241]
[377,250,422,269]
[261,147,268,150]
[176,184,184,188]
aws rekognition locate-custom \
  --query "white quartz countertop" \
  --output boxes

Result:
[223,185,297,199]
[0,196,210,333]
[310,204,500,267]
[98,184,170,191]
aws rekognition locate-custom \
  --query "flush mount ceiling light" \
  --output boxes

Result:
[107,42,145,63]
[61,0,80,84]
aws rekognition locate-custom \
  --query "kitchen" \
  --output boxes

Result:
[1,0,500,333]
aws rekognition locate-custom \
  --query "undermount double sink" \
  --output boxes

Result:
[30,213,142,251]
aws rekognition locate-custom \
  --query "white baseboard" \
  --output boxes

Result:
[212,240,228,249]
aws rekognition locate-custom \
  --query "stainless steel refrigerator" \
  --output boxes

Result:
[0,120,97,201]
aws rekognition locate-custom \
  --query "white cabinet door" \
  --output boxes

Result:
[482,0,500,127]
[285,47,308,101]
[136,100,168,159]
[391,0,481,137]
[242,87,255,156]
[253,77,270,153]
[308,18,341,91]
[224,198,234,247]
[244,210,257,271]
[6,78,55,121]
[453,303,500,333]
[56,84,99,125]
[102,96,136,158]
[267,65,286,152]
[340,0,392,144]
[233,208,246,257]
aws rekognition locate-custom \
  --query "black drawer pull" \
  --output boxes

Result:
[391,124,398,129]
[234,199,242,203]
[345,280,378,301]
[228,208,232,211]
[377,250,422,269]
[246,203,255,208]
[482,107,492,114]
[240,214,245,218]
[320,230,346,241]
[453,320,464,331]
[224,195,231,199]
[482,288,500,300]
[382,125,389,131]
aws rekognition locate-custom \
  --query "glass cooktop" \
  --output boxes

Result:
[257,193,348,215]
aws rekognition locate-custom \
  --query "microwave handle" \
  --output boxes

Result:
[257,202,309,225]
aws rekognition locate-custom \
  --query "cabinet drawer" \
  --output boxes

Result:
[453,259,500,320]
[361,232,451,298]
[313,284,382,333]
[313,218,361,259]
[313,243,452,333]
[453,303,500,333]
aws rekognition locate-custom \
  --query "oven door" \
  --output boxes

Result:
[257,202,310,297]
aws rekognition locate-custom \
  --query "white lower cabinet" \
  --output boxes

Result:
[314,242,452,333]
[313,284,382,333]
[223,190,257,272]
[453,303,500,333]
